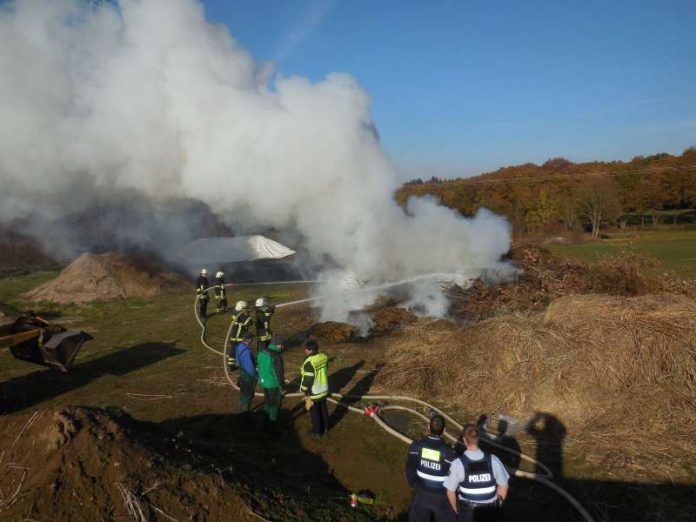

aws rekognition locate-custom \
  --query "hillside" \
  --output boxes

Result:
[398,148,696,235]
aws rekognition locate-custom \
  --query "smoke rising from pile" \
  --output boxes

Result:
[0,0,512,321]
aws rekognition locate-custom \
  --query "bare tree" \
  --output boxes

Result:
[576,177,622,238]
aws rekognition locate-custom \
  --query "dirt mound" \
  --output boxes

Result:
[22,253,188,303]
[378,293,696,481]
[0,407,257,521]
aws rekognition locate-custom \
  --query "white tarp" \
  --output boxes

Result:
[177,235,295,265]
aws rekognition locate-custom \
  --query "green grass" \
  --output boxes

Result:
[549,228,696,277]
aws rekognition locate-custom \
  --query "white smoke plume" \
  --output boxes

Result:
[0,0,513,321]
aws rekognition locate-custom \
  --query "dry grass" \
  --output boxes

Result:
[377,293,696,481]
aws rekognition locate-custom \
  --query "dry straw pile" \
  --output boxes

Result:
[378,293,696,480]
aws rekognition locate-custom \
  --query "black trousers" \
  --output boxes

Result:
[456,504,500,522]
[409,489,455,522]
[309,397,329,435]
[198,298,208,319]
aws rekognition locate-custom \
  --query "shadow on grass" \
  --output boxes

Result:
[155,408,374,521]
[401,412,696,522]
[0,342,184,414]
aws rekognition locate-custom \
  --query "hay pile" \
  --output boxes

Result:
[378,293,696,481]
[22,253,188,304]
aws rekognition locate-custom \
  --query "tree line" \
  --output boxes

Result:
[398,147,696,237]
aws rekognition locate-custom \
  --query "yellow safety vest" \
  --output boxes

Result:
[300,353,329,400]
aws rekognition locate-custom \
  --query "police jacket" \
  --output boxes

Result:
[255,306,275,341]
[456,452,498,504]
[195,276,210,299]
[300,352,329,400]
[405,435,454,492]
[229,311,253,341]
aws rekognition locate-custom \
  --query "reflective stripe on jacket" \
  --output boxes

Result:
[300,352,329,400]
[457,453,497,504]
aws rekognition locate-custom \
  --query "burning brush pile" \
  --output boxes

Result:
[448,245,695,321]
[21,253,188,304]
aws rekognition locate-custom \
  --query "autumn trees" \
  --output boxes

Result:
[397,148,696,235]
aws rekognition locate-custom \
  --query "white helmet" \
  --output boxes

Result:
[255,297,269,308]
[215,271,224,279]
[234,300,248,312]
[200,268,208,275]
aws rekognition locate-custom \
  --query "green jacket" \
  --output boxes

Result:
[257,343,284,389]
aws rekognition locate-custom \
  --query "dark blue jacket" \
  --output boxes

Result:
[235,342,256,378]
[405,434,454,492]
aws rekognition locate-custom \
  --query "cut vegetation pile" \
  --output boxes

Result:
[0,407,258,521]
[21,253,188,304]
[450,245,695,321]
[378,293,696,482]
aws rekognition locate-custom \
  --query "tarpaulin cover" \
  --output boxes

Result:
[177,235,295,264]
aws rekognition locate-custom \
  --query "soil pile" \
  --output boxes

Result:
[378,293,696,482]
[0,407,257,521]
[22,253,188,303]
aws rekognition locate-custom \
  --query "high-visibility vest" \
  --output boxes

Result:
[300,353,329,400]
[457,453,497,504]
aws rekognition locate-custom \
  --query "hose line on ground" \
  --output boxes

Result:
[193,294,595,522]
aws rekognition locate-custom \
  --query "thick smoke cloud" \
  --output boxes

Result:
[0,0,512,320]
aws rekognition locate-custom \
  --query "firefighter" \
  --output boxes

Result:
[254,297,275,350]
[226,301,253,368]
[214,271,228,313]
[257,334,285,433]
[299,339,330,438]
[235,331,257,415]
[405,414,456,522]
[444,425,509,522]
[195,269,210,320]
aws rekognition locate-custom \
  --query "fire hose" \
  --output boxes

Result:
[193,295,595,522]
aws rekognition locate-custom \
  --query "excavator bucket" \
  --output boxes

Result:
[0,314,92,372]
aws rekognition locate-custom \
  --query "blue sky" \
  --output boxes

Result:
[203,0,696,179]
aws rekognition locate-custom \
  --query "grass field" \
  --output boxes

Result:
[0,276,414,519]
[2,265,695,520]
[548,228,696,277]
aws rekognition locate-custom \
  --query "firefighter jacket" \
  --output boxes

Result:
[229,311,253,342]
[255,305,275,342]
[195,276,210,300]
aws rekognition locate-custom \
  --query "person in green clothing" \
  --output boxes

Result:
[257,334,285,433]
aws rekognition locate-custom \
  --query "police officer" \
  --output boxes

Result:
[195,269,210,320]
[405,414,456,522]
[299,339,330,438]
[226,301,253,368]
[254,297,275,350]
[444,425,509,522]
[214,271,228,313]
